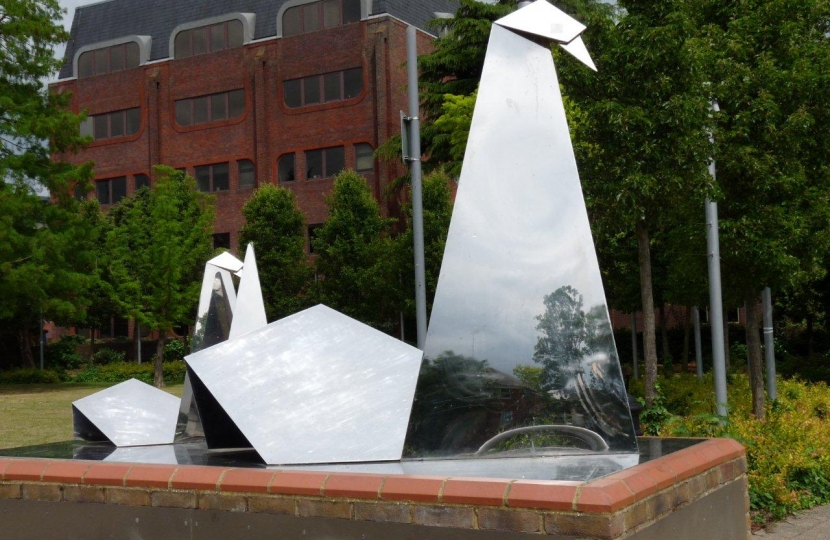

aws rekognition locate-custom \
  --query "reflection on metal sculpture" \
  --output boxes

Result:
[72,379,179,447]
[185,304,423,465]
[406,0,637,457]
[177,245,269,440]
[176,251,243,440]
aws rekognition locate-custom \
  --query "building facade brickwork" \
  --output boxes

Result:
[53,0,454,254]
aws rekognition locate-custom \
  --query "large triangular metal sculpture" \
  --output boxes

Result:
[175,251,244,440]
[405,1,638,457]
[186,304,423,465]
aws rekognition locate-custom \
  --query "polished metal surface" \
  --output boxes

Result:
[178,252,242,440]
[186,304,423,465]
[229,243,267,340]
[104,444,179,463]
[72,379,179,446]
[496,0,585,44]
[406,2,637,457]
[208,251,245,274]
[285,453,638,482]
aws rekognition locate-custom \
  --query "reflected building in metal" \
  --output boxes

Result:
[406,0,638,457]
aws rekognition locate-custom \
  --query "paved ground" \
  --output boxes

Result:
[754,504,830,539]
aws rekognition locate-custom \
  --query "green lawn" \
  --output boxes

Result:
[0,383,183,449]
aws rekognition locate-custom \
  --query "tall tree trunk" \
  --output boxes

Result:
[723,309,731,371]
[682,305,691,370]
[19,329,35,368]
[745,290,764,418]
[154,331,165,388]
[659,303,671,365]
[636,222,658,408]
[806,313,814,357]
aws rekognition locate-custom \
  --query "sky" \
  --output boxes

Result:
[55,0,89,65]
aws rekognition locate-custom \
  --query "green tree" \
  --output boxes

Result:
[0,0,96,366]
[695,0,830,417]
[395,169,453,326]
[71,200,119,361]
[107,167,214,387]
[239,184,313,320]
[313,170,399,331]
[562,0,714,407]
[430,93,476,178]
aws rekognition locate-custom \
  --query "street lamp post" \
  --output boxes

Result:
[706,98,728,417]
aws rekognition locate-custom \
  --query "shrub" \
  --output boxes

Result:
[71,360,187,385]
[92,347,126,365]
[643,373,830,521]
[163,339,187,362]
[0,369,63,384]
[45,334,86,369]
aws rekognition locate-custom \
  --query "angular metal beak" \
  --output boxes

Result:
[560,36,596,71]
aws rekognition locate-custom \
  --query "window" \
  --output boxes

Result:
[96,176,127,205]
[308,224,323,254]
[213,233,231,250]
[176,90,245,127]
[238,160,255,189]
[306,146,344,179]
[175,20,244,59]
[355,143,374,172]
[134,173,150,190]
[195,163,229,192]
[283,0,361,37]
[278,153,295,183]
[80,108,141,140]
[113,316,129,338]
[284,67,362,108]
[78,42,140,78]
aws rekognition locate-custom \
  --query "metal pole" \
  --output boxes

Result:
[693,306,703,380]
[407,25,427,350]
[39,307,44,370]
[137,323,142,364]
[706,98,728,417]
[762,287,777,401]
[630,312,638,380]
[707,199,727,416]
[707,209,728,414]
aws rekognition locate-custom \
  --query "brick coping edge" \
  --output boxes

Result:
[0,437,744,513]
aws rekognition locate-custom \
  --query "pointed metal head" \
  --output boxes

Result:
[495,0,596,71]
[228,243,268,339]
[207,251,244,273]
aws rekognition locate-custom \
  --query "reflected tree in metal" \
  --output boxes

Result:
[405,0,638,457]
[185,305,423,465]
[72,379,179,446]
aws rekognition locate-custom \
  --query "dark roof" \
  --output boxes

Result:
[59,0,458,79]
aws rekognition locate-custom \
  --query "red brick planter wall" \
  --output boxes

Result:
[0,438,747,539]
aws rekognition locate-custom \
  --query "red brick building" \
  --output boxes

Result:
[52,0,457,254]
